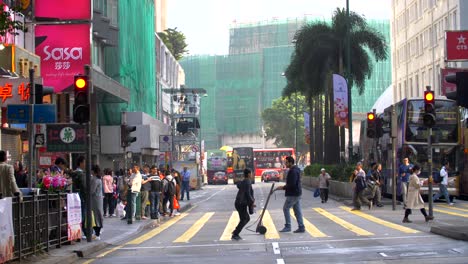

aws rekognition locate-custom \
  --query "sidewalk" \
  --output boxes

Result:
[14,199,194,264]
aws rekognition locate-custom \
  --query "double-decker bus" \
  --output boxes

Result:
[206,149,228,184]
[253,148,295,177]
[232,147,255,184]
[361,98,465,197]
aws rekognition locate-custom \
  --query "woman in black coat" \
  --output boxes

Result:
[232,169,255,241]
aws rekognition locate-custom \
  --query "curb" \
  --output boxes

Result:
[430,225,468,241]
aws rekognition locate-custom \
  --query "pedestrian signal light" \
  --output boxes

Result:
[121,125,137,148]
[423,90,436,127]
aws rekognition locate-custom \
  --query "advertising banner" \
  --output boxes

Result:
[0,197,14,263]
[67,193,82,241]
[35,0,91,20]
[332,74,349,128]
[446,31,468,61]
[35,24,91,92]
[304,112,310,144]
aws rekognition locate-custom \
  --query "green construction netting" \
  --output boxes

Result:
[98,0,156,125]
[181,17,391,150]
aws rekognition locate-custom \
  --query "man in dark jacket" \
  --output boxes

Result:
[232,168,255,241]
[275,156,305,233]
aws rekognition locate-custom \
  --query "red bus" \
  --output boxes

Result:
[253,148,295,177]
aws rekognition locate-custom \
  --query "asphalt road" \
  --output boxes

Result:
[76,182,468,264]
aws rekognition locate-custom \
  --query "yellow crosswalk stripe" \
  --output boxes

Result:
[127,213,188,245]
[313,208,374,236]
[340,206,419,234]
[437,204,468,212]
[290,209,327,237]
[174,212,215,243]
[262,210,280,239]
[220,211,239,241]
[434,208,468,217]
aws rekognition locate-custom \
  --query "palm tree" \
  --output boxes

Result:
[283,8,387,164]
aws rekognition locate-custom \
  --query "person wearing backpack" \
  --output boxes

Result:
[432,161,454,205]
[148,165,163,219]
[181,167,191,200]
[163,171,177,217]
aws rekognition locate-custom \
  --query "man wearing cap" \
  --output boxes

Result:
[318,168,331,203]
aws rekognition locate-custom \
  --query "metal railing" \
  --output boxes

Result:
[2,191,71,261]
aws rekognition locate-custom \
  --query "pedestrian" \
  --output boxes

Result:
[432,161,454,205]
[180,166,191,200]
[232,168,255,241]
[398,157,412,208]
[0,150,22,200]
[13,161,28,188]
[172,170,182,216]
[140,165,151,219]
[102,168,115,217]
[70,156,87,237]
[126,164,142,224]
[402,164,434,223]
[351,162,373,211]
[148,165,162,219]
[370,163,383,207]
[318,168,331,203]
[162,171,177,217]
[275,156,305,233]
[90,165,104,240]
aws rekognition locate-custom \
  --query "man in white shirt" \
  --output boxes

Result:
[126,164,142,224]
[432,161,454,206]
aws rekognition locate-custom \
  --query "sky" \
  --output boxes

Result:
[167,0,392,55]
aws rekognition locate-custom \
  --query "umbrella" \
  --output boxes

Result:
[220,146,233,152]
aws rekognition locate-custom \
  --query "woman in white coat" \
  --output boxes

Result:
[402,164,434,223]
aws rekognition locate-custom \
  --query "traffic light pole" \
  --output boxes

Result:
[84,65,93,243]
[28,68,35,188]
[428,127,433,217]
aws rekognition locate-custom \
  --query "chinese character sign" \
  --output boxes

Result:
[332,74,349,128]
[0,197,14,263]
[35,24,91,92]
[446,31,468,61]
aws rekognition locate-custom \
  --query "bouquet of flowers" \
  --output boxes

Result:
[38,169,68,193]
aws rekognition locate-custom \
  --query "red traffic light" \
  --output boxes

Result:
[367,112,375,121]
[74,75,88,90]
[424,91,434,103]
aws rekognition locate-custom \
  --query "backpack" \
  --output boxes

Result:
[433,171,442,184]
[164,178,176,196]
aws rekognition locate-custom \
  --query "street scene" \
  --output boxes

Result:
[2,0,468,263]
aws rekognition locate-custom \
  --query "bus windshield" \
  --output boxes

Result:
[406,100,458,143]
[402,144,458,178]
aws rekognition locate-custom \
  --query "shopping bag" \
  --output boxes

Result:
[313,188,320,198]
[173,197,180,210]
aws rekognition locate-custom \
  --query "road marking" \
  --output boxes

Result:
[290,209,327,237]
[127,213,189,245]
[277,259,285,264]
[174,212,215,243]
[434,208,468,217]
[437,204,468,212]
[272,242,281,254]
[262,210,280,239]
[220,211,239,241]
[379,252,388,257]
[313,208,374,236]
[340,206,419,234]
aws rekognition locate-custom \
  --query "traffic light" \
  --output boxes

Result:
[423,90,436,128]
[375,116,383,138]
[121,125,137,148]
[366,112,376,138]
[73,75,89,123]
[445,72,468,108]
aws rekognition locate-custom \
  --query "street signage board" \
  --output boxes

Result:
[445,30,468,61]
[7,104,30,123]
[46,124,86,152]
[33,105,56,123]
[159,135,173,152]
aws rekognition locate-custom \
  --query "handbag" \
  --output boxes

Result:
[313,188,320,197]
[173,196,180,210]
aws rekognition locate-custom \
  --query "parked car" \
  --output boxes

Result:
[213,171,228,185]
[261,170,280,182]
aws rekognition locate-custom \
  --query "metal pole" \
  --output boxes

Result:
[28,68,35,188]
[391,105,397,210]
[346,0,353,160]
[84,65,92,242]
[428,127,433,217]
[122,111,127,178]
[295,92,298,153]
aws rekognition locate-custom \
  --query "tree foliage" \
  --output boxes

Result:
[157,27,189,61]
[261,93,309,153]
[0,3,24,38]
